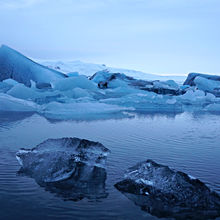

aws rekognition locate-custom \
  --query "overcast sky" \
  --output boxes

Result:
[0,0,219,75]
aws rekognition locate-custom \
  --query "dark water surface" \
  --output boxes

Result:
[0,112,220,220]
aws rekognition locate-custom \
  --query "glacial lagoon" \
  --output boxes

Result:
[0,112,220,220]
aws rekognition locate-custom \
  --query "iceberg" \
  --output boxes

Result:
[0,93,37,112]
[90,71,183,96]
[16,138,110,201]
[53,75,98,92]
[0,45,66,87]
[6,82,62,103]
[101,92,183,113]
[1,45,220,119]
[184,73,220,97]
[40,101,133,120]
[0,81,13,93]
[178,89,216,106]
[194,76,220,97]
[90,71,152,88]
[205,103,220,113]
[142,80,183,96]
[16,137,110,182]
[3,78,19,86]
[115,159,220,219]
[184,73,220,86]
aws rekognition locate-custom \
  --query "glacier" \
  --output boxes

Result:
[1,45,220,120]
[16,137,110,201]
[115,159,220,220]
[40,59,186,82]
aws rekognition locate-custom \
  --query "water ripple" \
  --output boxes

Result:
[0,113,220,219]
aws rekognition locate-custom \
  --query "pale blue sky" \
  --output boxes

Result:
[0,0,219,75]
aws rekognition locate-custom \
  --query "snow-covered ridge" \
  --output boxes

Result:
[40,59,186,83]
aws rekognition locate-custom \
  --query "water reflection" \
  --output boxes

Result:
[0,112,34,130]
[18,163,108,202]
[117,192,220,220]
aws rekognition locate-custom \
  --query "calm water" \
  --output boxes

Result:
[0,112,220,220]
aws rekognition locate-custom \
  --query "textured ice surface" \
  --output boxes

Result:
[0,45,65,87]
[100,91,183,113]
[184,72,220,86]
[1,46,220,119]
[115,160,220,219]
[0,81,13,93]
[7,83,61,102]
[16,137,110,183]
[53,75,97,91]
[91,71,183,97]
[178,89,216,106]
[194,76,220,97]
[205,103,220,112]
[184,73,220,97]
[40,101,132,120]
[0,93,37,112]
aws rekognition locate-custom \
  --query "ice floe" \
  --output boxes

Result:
[1,45,220,120]
[115,159,220,219]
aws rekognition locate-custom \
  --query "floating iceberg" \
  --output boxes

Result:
[0,93,38,112]
[1,46,220,120]
[0,45,66,87]
[90,71,152,89]
[115,160,220,219]
[90,71,182,95]
[184,73,220,86]
[16,138,110,182]
[0,81,13,93]
[100,91,183,113]
[53,75,98,92]
[40,101,133,120]
[178,89,216,106]
[184,73,220,97]
[6,82,61,103]
[16,138,110,201]
[194,77,220,97]
[205,103,220,113]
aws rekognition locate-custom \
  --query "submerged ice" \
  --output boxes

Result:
[1,45,220,120]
